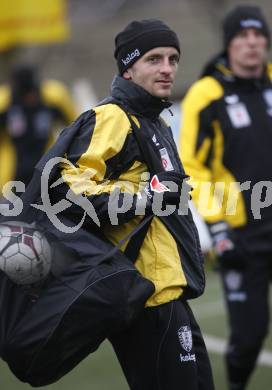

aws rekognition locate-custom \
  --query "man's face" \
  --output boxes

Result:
[21,90,40,108]
[228,28,268,73]
[123,47,180,98]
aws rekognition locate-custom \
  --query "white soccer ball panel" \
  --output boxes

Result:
[0,223,52,285]
[32,230,43,253]
[4,251,33,283]
[0,225,13,236]
[9,242,35,259]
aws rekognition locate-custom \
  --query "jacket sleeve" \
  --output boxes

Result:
[179,76,226,224]
[60,104,146,226]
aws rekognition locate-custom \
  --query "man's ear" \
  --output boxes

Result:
[123,69,132,80]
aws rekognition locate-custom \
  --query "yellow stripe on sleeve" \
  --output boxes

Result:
[61,104,132,195]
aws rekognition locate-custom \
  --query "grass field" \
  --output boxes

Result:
[0,270,271,390]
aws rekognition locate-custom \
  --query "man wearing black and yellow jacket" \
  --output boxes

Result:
[180,5,272,390]
[38,19,214,390]
[0,65,76,195]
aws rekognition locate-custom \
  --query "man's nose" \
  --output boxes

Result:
[160,60,172,73]
[247,32,259,45]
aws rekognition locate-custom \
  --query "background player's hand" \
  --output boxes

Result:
[208,221,246,269]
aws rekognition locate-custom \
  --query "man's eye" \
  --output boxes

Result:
[238,30,248,38]
[254,30,264,37]
[170,56,179,65]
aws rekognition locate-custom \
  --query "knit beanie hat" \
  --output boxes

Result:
[223,5,270,49]
[11,65,40,101]
[114,19,180,75]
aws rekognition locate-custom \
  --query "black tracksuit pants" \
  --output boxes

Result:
[220,253,272,390]
[109,299,214,390]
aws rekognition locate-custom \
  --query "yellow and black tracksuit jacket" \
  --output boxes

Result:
[0,80,76,193]
[180,53,272,250]
[50,76,204,307]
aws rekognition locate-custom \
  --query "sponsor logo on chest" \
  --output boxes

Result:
[226,101,252,128]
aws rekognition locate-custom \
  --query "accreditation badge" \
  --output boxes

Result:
[263,89,272,107]
[226,103,251,128]
[263,89,272,116]
[159,147,174,171]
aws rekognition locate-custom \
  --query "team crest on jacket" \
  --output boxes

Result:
[226,103,251,128]
[178,326,193,352]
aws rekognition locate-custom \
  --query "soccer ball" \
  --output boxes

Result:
[0,222,52,285]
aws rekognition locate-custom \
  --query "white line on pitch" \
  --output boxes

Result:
[204,334,272,367]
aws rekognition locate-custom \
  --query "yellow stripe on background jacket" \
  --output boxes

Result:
[0,80,76,194]
[179,60,272,230]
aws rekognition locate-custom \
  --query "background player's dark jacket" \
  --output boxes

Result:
[0,81,76,191]
[180,53,272,251]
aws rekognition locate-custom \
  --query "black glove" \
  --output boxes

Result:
[208,221,246,270]
[141,171,189,212]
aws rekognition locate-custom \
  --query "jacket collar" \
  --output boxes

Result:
[110,75,172,120]
[201,51,271,90]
